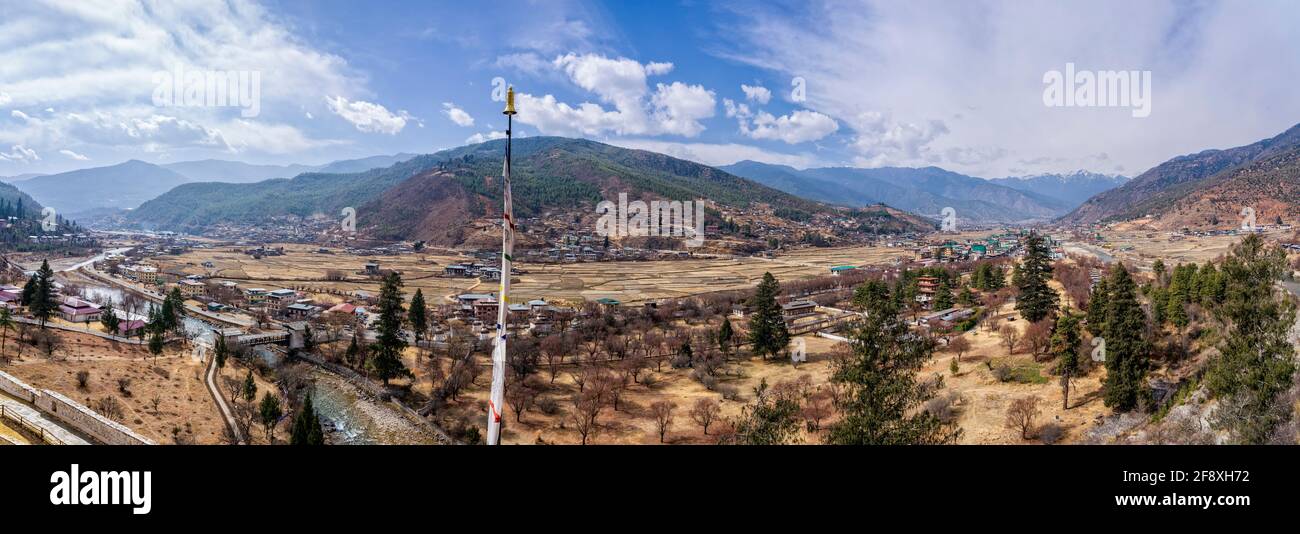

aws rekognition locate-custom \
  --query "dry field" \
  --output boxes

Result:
[161,243,911,305]
[1,331,225,444]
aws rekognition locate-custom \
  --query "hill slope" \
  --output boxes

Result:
[127,137,931,242]
[1060,123,1300,224]
[721,161,1069,222]
[13,160,189,216]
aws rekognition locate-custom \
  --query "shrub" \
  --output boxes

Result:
[1039,422,1065,444]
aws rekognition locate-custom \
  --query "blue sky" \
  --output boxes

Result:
[2,0,1299,179]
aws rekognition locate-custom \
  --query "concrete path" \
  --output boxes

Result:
[202,343,244,444]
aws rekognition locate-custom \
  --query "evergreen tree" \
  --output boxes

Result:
[408,288,428,344]
[32,260,57,327]
[214,335,228,369]
[258,393,282,442]
[1165,264,1190,331]
[717,318,734,355]
[747,272,790,360]
[290,395,326,445]
[20,274,37,308]
[827,280,961,444]
[100,300,120,334]
[956,285,975,307]
[1051,312,1083,410]
[933,279,954,310]
[369,272,412,385]
[242,370,257,405]
[1152,259,1166,287]
[1014,233,1058,323]
[1101,264,1149,412]
[148,328,164,360]
[1204,234,1296,443]
[1086,278,1109,336]
[986,265,1006,290]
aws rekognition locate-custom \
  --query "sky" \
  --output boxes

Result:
[1,0,1298,179]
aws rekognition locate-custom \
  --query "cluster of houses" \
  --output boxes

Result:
[453,293,575,334]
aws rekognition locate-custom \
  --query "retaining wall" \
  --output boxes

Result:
[0,370,153,445]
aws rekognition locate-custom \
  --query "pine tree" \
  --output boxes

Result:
[957,285,975,307]
[1051,312,1083,410]
[1014,233,1058,323]
[408,288,428,344]
[717,318,734,355]
[32,260,57,328]
[1101,264,1149,412]
[100,300,120,335]
[828,281,960,445]
[242,370,257,405]
[747,272,789,360]
[933,279,954,310]
[1086,278,1109,336]
[214,335,228,369]
[369,272,411,385]
[291,395,326,445]
[258,393,282,442]
[1204,234,1296,443]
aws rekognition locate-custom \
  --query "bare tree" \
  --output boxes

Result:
[1004,395,1041,440]
[650,401,676,443]
[945,336,971,363]
[570,389,604,445]
[801,389,834,432]
[1000,325,1020,355]
[1021,320,1053,360]
[689,397,721,435]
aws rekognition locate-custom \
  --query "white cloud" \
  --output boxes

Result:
[59,149,89,161]
[719,0,1300,175]
[0,92,10,106]
[466,131,507,144]
[0,145,39,163]
[650,82,716,137]
[741,109,839,144]
[325,96,414,135]
[516,53,713,138]
[611,138,820,169]
[740,84,771,104]
[442,102,475,127]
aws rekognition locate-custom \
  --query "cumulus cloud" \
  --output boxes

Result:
[0,93,11,106]
[59,149,89,161]
[515,53,714,138]
[741,109,839,144]
[740,84,771,104]
[442,102,475,127]
[0,145,39,163]
[326,96,415,135]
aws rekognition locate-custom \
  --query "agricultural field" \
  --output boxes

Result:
[159,243,912,305]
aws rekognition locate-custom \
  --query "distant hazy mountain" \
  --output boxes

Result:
[10,153,420,217]
[0,173,45,183]
[315,153,418,174]
[13,160,190,217]
[988,171,1128,211]
[721,161,1069,222]
[162,160,319,184]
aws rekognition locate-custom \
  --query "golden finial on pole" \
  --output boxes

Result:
[503,86,517,115]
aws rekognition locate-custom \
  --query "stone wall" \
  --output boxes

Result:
[35,389,155,445]
[0,370,153,445]
[0,369,38,403]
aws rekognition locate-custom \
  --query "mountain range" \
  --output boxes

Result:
[1060,123,1300,227]
[126,137,932,244]
[719,162,1126,223]
[9,153,420,218]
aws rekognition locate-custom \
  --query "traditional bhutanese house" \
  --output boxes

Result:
[266,288,298,310]
[473,297,499,324]
[443,264,469,277]
[830,265,857,276]
[117,319,147,337]
[285,302,318,320]
[508,303,530,326]
[325,302,358,316]
[594,297,620,312]
[243,287,269,305]
[58,297,102,323]
[781,300,818,319]
[916,276,940,294]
